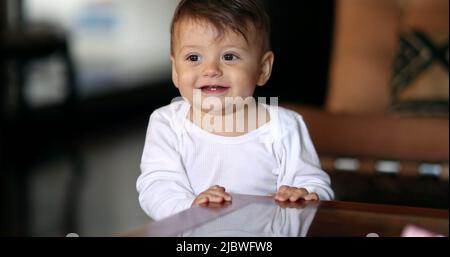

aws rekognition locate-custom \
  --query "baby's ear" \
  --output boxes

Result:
[257,51,274,86]
[171,56,179,89]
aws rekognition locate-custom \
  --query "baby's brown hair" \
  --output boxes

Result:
[170,0,271,54]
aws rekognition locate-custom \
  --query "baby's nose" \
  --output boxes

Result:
[202,61,223,78]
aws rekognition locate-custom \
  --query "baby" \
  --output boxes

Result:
[137,0,334,220]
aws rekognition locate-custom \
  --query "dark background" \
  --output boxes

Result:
[259,1,335,106]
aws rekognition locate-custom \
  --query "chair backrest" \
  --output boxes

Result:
[282,0,449,180]
[325,0,449,114]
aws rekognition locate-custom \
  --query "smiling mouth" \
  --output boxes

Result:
[200,85,230,95]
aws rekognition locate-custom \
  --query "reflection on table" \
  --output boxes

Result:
[179,199,317,237]
[120,194,448,237]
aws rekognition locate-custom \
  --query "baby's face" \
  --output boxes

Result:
[171,19,273,113]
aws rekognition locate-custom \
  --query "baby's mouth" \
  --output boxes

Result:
[200,85,230,95]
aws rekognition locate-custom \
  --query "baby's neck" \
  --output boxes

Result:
[188,103,270,137]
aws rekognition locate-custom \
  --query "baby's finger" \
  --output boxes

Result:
[208,189,232,201]
[202,192,227,203]
[198,197,209,204]
[289,189,307,202]
[206,188,231,201]
[278,185,291,193]
[209,185,226,191]
[192,195,209,206]
[275,189,291,201]
[303,193,319,201]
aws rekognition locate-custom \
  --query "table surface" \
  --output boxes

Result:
[120,194,449,237]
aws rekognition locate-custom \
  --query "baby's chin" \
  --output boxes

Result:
[192,97,252,111]
[191,102,229,116]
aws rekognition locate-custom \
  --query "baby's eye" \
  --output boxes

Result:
[223,53,239,61]
[186,54,200,62]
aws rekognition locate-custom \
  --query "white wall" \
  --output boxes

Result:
[24,0,180,97]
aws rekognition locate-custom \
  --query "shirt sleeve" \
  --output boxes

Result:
[136,110,196,220]
[276,113,334,201]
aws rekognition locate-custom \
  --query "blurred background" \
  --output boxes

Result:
[0,0,448,236]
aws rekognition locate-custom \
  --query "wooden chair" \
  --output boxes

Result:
[281,0,449,208]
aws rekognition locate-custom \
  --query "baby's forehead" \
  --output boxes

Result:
[173,17,256,44]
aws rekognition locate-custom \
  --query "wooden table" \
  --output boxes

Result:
[121,194,448,237]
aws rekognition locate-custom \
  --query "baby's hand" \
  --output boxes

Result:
[192,185,232,206]
[273,185,319,202]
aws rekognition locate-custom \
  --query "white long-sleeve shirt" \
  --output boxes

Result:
[137,100,334,220]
